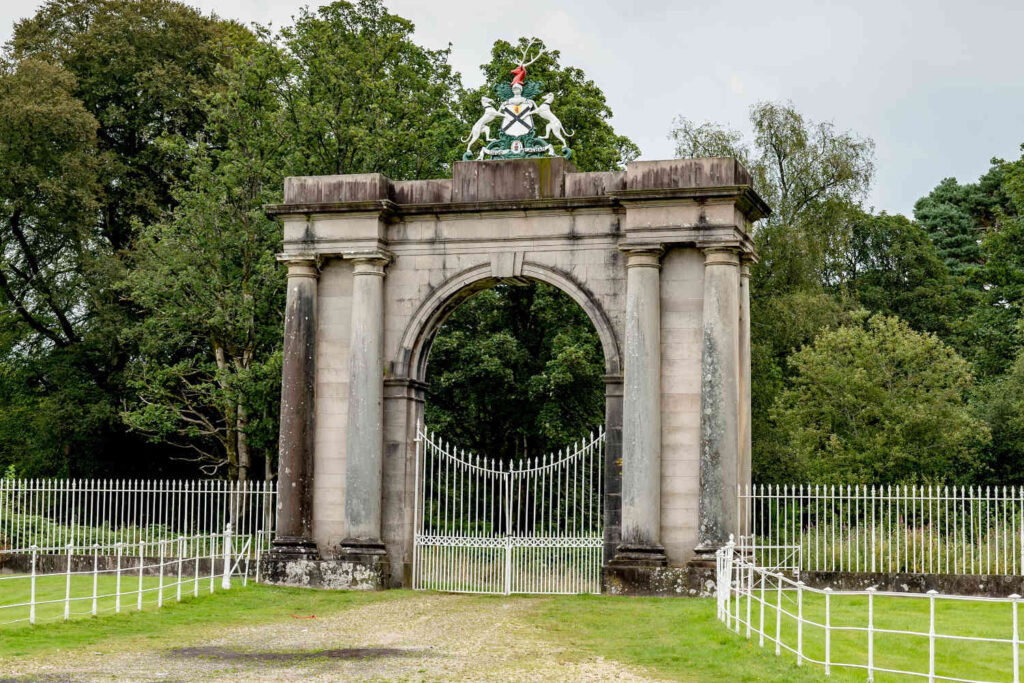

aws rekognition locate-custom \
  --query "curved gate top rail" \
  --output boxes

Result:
[412,424,604,595]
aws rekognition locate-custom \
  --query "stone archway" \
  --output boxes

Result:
[264,157,767,592]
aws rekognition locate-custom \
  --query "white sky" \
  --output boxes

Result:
[3,0,1023,216]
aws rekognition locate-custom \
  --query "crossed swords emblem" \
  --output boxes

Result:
[502,103,534,134]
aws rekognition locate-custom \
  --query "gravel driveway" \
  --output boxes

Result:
[0,594,659,682]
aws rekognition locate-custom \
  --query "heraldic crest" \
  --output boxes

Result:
[462,39,574,161]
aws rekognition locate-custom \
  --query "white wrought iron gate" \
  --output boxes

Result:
[412,424,604,595]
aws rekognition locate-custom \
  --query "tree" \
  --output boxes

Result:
[121,37,289,481]
[9,0,244,250]
[424,283,605,462]
[0,57,116,475]
[275,0,463,180]
[977,349,1024,485]
[914,165,1012,279]
[829,211,958,338]
[464,38,639,172]
[772,316,986,484]
[0,0,245,477]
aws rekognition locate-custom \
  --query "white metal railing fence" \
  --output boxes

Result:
[0,478,276,555]
[413,424,604,595]
[0,525,254,626]
[716,537,1024,682]
[742,484,1024,574]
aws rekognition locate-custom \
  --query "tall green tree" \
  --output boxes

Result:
[9,0,244,250]
[121,38,288,480]
[0,0,245,477]
[829,211,958,338]
[772,316,987,484]
[464,37,639,172]
[0,57,107,475]
[276,0,463,180]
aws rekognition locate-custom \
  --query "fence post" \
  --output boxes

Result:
[64,542,72,622]
[221,523,233,590]
[137,539,144,611]
[867,587,875,682]
[775,573,782,656]
[193,534,200,598]
[1012,594,1020,683]
[928,589,937,683]
[796,581,805,666]
[115,542,122,614]
[209,531,216,594]
[255,530,263,584]
[176,536,184,602]
[29,548,37,626]
[91,543,99,616]
[158,539,166,608]
[824,587,832,676]
[746,558,753,639]
[759,569,766,646]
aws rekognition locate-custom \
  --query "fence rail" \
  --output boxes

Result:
[0,526,254,626]
[0,478,276,555]
[716,538,1023,682]
[742,484,1024,575]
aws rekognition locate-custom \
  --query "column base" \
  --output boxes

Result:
[608,543,668,569]
[338,538,387,559]
[269,536,320,560]
[688,540,742,569]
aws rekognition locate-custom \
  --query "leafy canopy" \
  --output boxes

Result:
[772,315,986,484]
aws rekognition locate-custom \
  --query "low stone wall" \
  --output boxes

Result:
[800,571,1024,597]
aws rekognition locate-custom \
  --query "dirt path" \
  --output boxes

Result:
[0,594,660,682]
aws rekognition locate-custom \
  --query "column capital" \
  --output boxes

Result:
[740,261,752,278]
[619,244,664,269]
[349,251,392,276]
[702,246,741,268]
[277,253,320,278]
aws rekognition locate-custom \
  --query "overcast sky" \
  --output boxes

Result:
[3,0,1022,216]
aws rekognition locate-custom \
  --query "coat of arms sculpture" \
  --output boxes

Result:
[462,40,574,161]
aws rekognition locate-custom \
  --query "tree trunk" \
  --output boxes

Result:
[237,402,250,482]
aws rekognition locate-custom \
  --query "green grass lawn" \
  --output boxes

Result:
[0,581,1017,682]
[734,587,1021,682]
[0,571,233,627]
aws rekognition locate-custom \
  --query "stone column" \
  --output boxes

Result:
[602,374,624,564]
[696,247,742,558]
[272,257,319,559]
[340,255,389,559]
[614,247,667,566]
[738,260,753,538]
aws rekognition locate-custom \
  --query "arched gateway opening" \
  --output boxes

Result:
[265,157,766,594]
[410,277,615,594]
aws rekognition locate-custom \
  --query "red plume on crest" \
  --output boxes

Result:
[510,39,545,87]
[510,65,527,86]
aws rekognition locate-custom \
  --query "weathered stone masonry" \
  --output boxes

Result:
[263,157,767,590]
